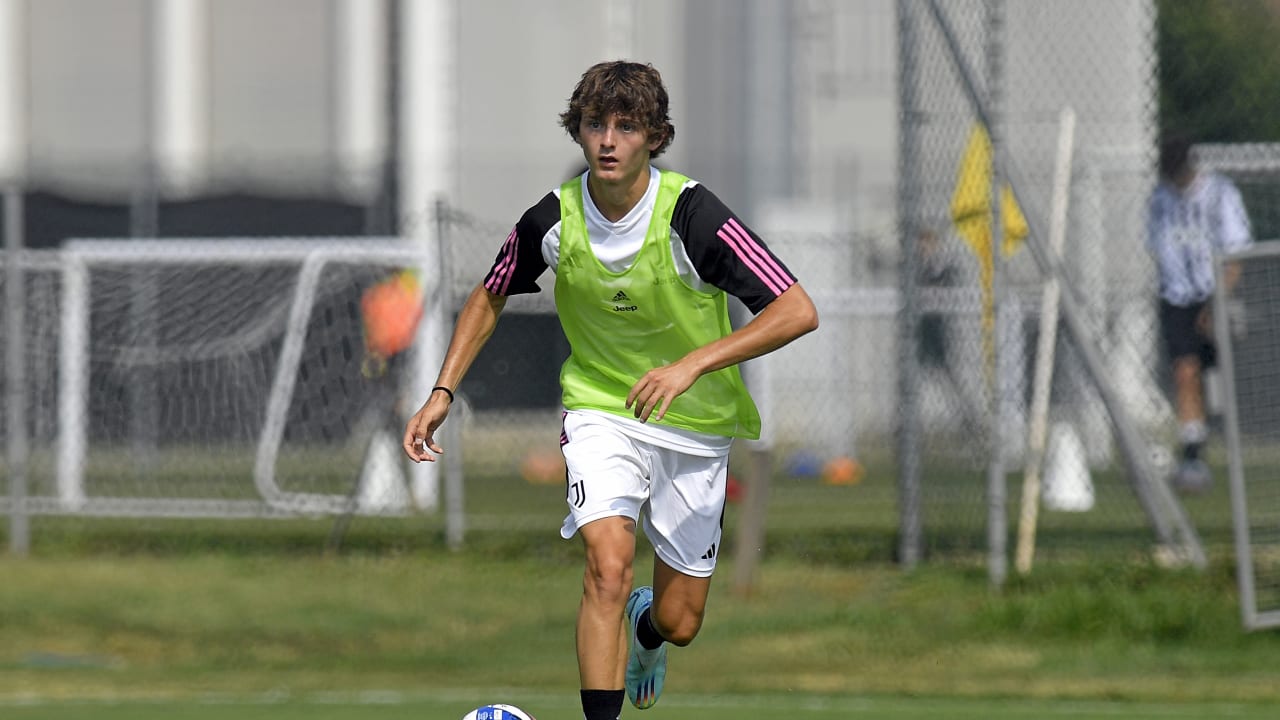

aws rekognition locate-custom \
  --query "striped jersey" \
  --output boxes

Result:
[482,166,797,453]
[1146,171,1252,307]
[484,166,796,313]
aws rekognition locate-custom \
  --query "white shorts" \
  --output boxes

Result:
[559,411,730,578]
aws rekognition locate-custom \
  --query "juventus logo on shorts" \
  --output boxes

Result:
[567,479,586,508]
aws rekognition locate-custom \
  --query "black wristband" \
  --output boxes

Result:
[431,386,455,403]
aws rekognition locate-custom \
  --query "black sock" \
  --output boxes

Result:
[1183,441,1203,462]
[580,689,624,720]
[636,607,666,651]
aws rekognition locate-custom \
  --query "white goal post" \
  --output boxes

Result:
[53,237,442,517]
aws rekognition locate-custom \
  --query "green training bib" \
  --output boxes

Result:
[555,171,761,439]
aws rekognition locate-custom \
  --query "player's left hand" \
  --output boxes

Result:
[626,362,698,423]
[403,397,449,462]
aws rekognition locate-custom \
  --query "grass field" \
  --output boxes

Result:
[1,443,1274,719]
[4,694,1278,719]
[2,520,1279,719]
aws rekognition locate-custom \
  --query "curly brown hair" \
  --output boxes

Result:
[559,61,676,158]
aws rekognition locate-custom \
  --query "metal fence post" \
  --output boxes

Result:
[984,0,1009,588]
[895,0,923,570]
[5,185,28,555]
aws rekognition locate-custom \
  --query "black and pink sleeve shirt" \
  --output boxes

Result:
[483,175,797,315]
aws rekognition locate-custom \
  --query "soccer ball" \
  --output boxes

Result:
[461,704,537,720]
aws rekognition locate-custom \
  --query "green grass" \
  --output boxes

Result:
[0,440,1270,719]
[2,528,1279,719]
[4,694,1279,720]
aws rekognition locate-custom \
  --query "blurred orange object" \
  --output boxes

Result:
[822,456,864,486]
[520,449,566,485]
[361,270,424,359]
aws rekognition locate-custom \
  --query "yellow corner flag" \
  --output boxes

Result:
[950,123,1028,375]
[950,122,1028,259]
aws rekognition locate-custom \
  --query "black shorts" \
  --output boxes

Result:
[1159,299,1216,368]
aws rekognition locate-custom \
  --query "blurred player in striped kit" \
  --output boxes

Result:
[1146,134,1252,492]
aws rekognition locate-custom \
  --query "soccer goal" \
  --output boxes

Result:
[1198,142,1280,629]
[1216,241,1280,630]
[1203,156,1274,627]
[29,238,440,519]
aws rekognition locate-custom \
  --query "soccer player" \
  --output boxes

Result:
[1146,134,1252,492]
[403,60,818,720]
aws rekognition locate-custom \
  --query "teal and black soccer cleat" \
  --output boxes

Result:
[625,585,666,710]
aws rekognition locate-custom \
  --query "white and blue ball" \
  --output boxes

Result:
[461,704,536,720]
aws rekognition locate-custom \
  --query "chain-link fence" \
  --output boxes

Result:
[895,0,1204,579]
[894,0,1279,582]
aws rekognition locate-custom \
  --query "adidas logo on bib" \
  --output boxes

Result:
[611,290,638,312]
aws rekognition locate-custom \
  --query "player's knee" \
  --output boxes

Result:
[580,518,637,606]
[582,554,633,606]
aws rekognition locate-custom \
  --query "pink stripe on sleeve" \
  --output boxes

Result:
[485,226,520,294]
[717,219,792,296]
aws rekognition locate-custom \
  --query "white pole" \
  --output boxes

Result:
[400,0,457,511]
[254,256,327,508]
[153,0,209,194]
[0,0,24,184]
[1015,106,1076,574]
[334,0,388,199]
[57,257,88,510]
[0,0,27,553]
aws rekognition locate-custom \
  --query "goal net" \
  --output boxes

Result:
[1205,144,1280,630]
[10,238,437,518]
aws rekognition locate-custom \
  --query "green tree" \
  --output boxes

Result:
[1157,0,1280,141]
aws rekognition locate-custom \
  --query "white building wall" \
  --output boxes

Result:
[12,0,1156,455]
[27,0,148,189]
[21,0,883,212]
[207,0,333,186]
